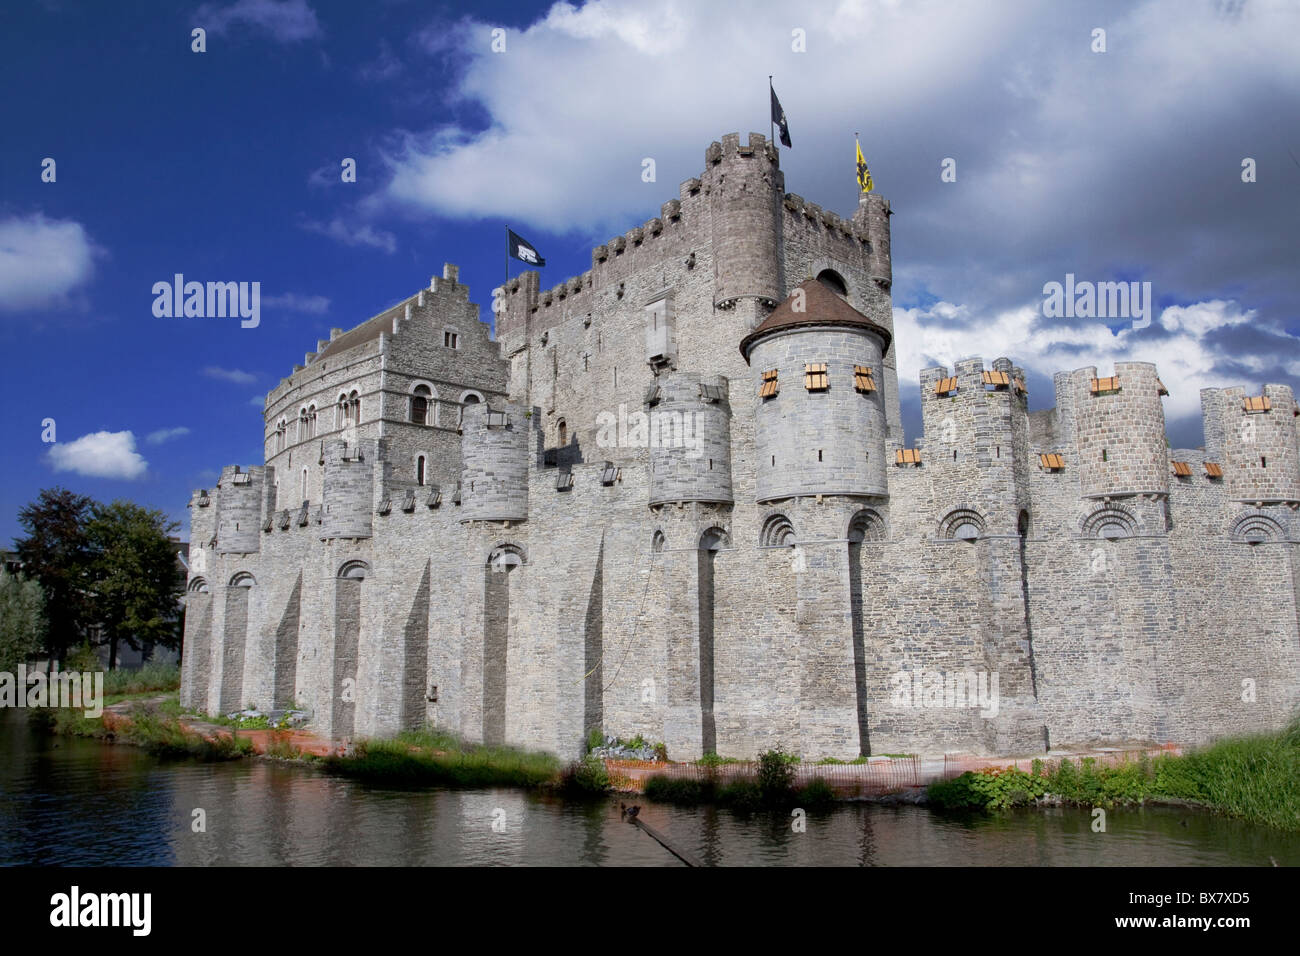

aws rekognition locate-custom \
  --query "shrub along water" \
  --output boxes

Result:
[928,715,1300,832]
[323,728,562,789]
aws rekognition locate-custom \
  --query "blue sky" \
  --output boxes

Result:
[2,0,1298,546]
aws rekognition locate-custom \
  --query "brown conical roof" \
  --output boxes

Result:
[739,278,891,361]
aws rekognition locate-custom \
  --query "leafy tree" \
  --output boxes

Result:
[86,500,183,670]
[0,568,47,671]
[14,487,94,660]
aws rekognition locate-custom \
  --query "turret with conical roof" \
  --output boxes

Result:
[743,278,891,502]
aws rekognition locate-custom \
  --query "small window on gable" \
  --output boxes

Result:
[760,369,779,398]
[444,330,459,349]
[804,362,828,391]
[853,365,876,393]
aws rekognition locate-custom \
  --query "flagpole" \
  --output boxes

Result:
[769,75,774,148]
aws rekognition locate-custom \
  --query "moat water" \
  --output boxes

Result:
[2,711,1296,866]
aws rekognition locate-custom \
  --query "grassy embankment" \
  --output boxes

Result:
[29,661,253,760]
[320,728,570,790]
[928,715,1300,832]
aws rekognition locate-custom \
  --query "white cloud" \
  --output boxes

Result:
[196,0,321,42]
[146,426,191,445]
[250,395,266,407]
[203,366,258,385]
[372,0,1300,330]
[263,292,330,313]
[0,213,97,311]
[302,217,396,253]
[47,431,147,480]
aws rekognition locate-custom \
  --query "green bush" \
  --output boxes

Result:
[62,643,101,673]
[797,777,836,808]
[757,747,797,803]
[928,718,1300,831]
[560,755,611,795]
[718,779,762,811]
[103,661,180,698]
[928,767,1046,810]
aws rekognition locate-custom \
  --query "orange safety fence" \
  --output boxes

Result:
[940,743,1180,780]
[605,756,923,797]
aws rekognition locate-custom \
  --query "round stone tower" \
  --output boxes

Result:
[1068,362,1170,499]
[215,465,266,554]
[1209,383,1300,503]
[741,278,892,503]
[460,401,528,522]
[702,132,784,312]
[647,372,733,506]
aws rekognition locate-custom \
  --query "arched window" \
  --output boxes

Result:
[1231,512,1283,544]
[847,509,887,543]
[557,418,568,447]
[652,530,666,553]
[487,545,524,572]
[760,513,796,547]
[816,269,848,297]
[939,508,986,541]
[338,560,369,580]
[417,455,426,486]
[336,394,348,429]
[411,385,431,425]
[187,577,210,593]
[1082,505,1138,539]
[306,404,317,438]
[461,392,482,405]
[699,527,729,551]
[228,572,256,588]
[300,467,308,503]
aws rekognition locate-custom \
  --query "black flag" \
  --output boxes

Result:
[770,85,792,148]
[508,229,546,267]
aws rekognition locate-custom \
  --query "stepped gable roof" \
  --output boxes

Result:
[316,307,402,361]
[739,278,891,361]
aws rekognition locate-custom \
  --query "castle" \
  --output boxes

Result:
[179,131,1300,760]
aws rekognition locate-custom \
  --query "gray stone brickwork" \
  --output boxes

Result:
[179,131,1300,761]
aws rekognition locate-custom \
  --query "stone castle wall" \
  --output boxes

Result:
[179,132,1300,761]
